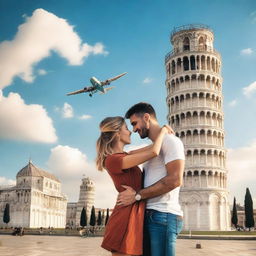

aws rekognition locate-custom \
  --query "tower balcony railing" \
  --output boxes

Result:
[169,104,222,113]
[170,123,224,131]
[165,46,220,63]
[183,142,225,149]
[170,24,212,38]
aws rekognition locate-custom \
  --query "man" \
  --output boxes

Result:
[117,102,185,256]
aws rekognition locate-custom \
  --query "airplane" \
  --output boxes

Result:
[66,72,127,97]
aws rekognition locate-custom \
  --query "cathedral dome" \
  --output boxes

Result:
[17,161,60,182]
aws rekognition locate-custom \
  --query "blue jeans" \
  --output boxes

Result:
[143,209,183,256]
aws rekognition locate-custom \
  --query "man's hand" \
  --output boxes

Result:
[117,185,136,206]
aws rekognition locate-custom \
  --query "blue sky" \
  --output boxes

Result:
[0,0,256,208]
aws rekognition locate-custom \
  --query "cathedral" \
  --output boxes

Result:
[0,161,67,228]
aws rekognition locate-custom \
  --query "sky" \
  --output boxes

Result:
[0,0,256,209]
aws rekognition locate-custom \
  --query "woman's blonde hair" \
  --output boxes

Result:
[96,116,125,171]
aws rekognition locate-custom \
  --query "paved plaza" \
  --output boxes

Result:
[0,235,256,256]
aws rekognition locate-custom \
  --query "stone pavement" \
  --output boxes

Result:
[0,235,256,256]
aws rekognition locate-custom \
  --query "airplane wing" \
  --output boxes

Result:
[66,86,95,96]
[99,86,115,94]
[101,72,127,86]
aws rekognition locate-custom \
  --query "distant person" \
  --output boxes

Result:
[96,116,170,256]
[117,102,185,256]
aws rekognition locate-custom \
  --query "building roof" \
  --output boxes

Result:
[16,160,60,182]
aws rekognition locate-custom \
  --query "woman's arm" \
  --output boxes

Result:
[122,127,168,169]
[128,144,152,155]
[128,125,174,155]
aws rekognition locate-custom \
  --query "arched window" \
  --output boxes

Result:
[183,56,189,71]
[196,55,200,69]
[190,56,195,70]
[198,36,206,50]
[176,115,180,126]
[207,56,211,70]
[171,60,175,75]
[171,116,175,125]
[183,37,190,51]
[177,58,182,73]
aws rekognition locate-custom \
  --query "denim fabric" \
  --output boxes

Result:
[143,209,183,256]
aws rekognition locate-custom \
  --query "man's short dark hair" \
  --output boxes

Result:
[125,102,157,119]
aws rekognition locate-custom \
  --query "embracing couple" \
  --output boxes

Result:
[96,102,185,256]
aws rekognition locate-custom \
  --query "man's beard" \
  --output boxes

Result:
[139,127,149,139]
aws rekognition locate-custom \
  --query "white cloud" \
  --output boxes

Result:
[0,176,16,186]
[47,145,117,208]
[250,11,256,24]
[228,100,237,107]
[0,8,108,89]
[48,145,88,177]
[56,104,92,120]
[62,102,74,118]
[0,91,57,143]
[243,81,256,97]
[38,69,47,75]
[227,141,256,205]
[143,77,153,84]
[78,114,92,120]
[240,48,254,55]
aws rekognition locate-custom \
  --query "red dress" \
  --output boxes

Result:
[101,153,145,255]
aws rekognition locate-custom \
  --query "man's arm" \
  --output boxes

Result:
[117,159,184,206]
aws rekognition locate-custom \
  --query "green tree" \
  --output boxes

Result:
[231,197,238,229]
[80,207,87,228]
[3,203,10,225]
[105,208,109,225]
[89,206,96,226]
[97,210,102,226]
[244,188,255,231]
[102,211,105,225]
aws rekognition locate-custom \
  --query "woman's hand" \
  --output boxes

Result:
[163,125,174,135]
[161,126,168,134]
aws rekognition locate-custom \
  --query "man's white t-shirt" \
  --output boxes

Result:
[143,134,185,216]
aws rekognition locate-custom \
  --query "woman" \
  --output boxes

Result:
[96,116,169,256]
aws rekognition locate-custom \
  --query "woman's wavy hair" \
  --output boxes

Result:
[96,116,125,171]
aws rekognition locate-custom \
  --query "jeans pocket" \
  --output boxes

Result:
[150,211,168,226]
[176,217,183,234]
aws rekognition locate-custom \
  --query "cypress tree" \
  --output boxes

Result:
[244,188,255,231]
[231,197,238,229]
[105,208,109,225]
[3,203,10,225]
[80,207,87,228]
[89,206,96,226]
[97,210,102,226]
[102,211,105,225]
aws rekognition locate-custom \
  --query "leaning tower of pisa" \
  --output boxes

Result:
[75,177,95,226]
[165,24,230,230]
